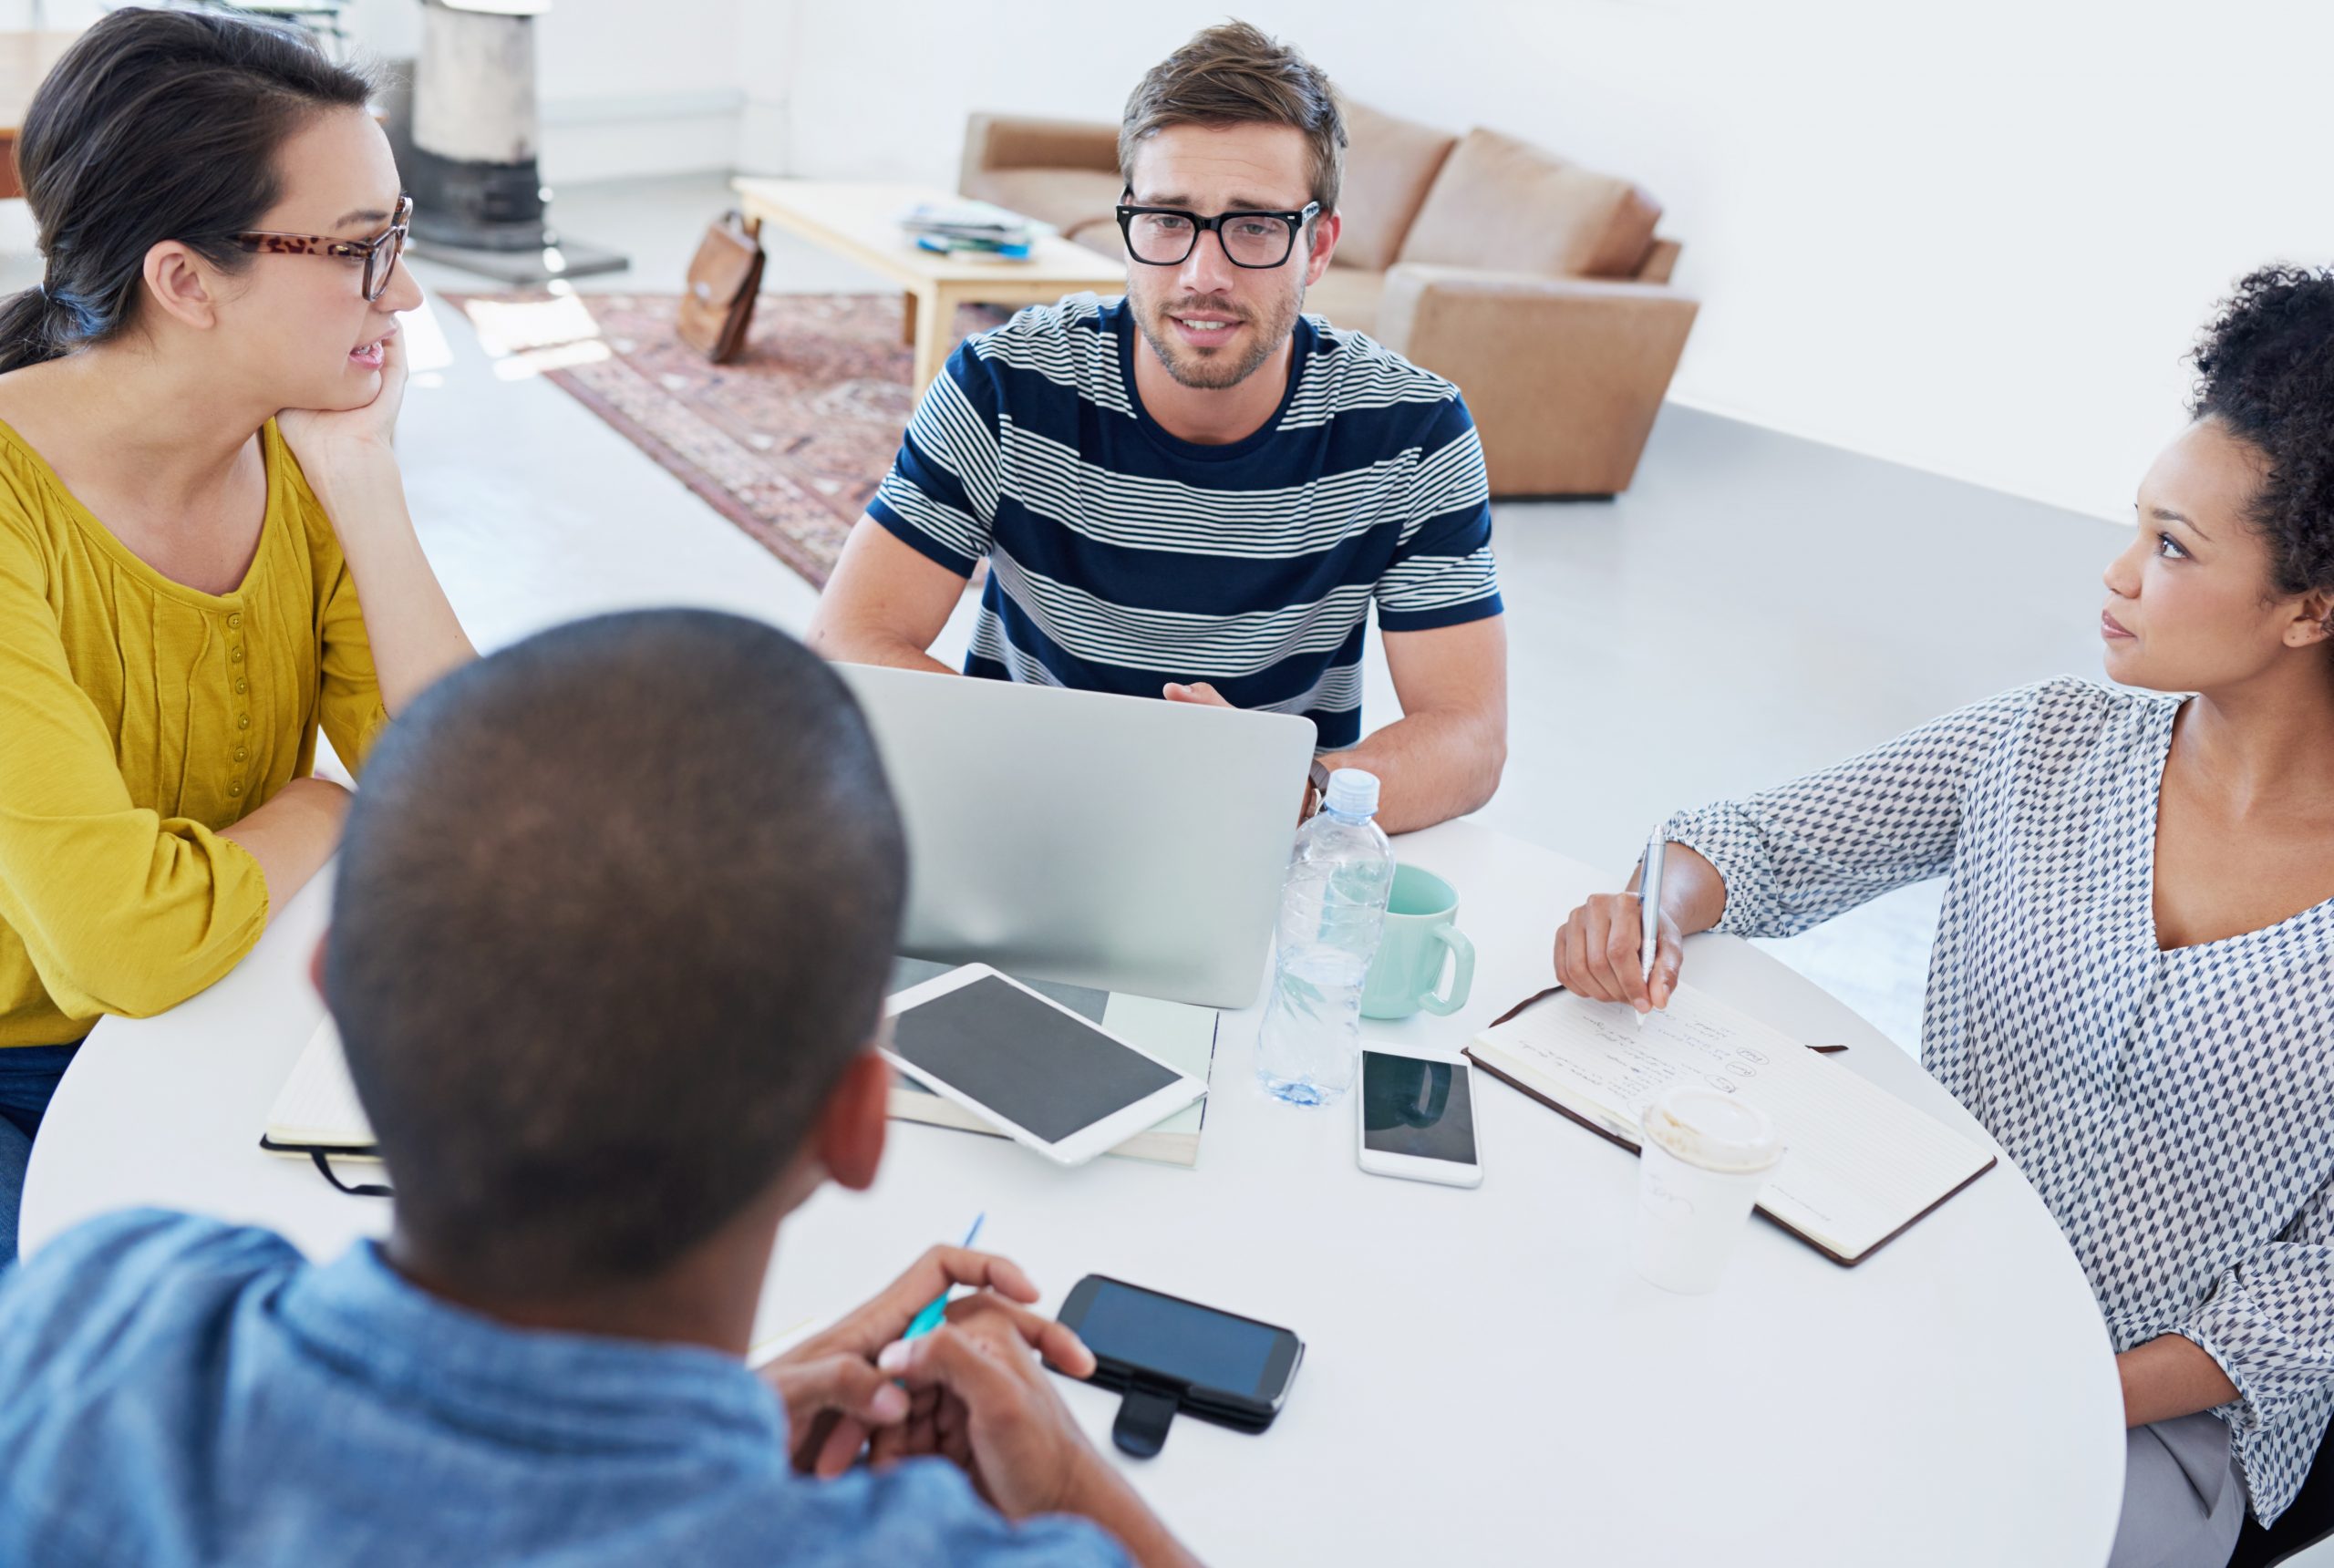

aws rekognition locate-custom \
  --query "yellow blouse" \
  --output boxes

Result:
[0,418,387,1047]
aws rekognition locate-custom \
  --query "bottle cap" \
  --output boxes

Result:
[1323,768,1379,820]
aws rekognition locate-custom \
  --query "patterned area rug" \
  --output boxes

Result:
[442,290,1001,587]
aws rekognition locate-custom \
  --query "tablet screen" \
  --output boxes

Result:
[889,975,1182,1143]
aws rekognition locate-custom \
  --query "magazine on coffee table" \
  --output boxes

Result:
[1466,985,1995,1266]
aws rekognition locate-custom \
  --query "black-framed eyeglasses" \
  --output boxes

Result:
[1115,198,1322,269]
[227,193,413,303]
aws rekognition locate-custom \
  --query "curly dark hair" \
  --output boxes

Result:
[2190,265,2334,602]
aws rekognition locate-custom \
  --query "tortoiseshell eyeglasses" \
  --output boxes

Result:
[227,194,412,303]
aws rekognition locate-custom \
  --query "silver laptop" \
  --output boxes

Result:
[833,664,1317,1008]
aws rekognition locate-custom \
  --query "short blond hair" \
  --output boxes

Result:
[1120,20,1347,214]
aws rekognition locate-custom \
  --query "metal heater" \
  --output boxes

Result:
[403,0,626,284]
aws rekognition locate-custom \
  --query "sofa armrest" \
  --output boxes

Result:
[1637,237,1683,284]
[960,113,1122,191]
[1375,264,1699,496]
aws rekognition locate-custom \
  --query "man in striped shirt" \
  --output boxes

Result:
[808,22,1507,833]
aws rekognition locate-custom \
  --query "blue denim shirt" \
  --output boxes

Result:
[0,1210,1128,1567]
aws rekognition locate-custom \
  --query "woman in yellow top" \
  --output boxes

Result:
[0,8,473,1256]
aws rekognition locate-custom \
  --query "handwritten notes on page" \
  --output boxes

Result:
[1469,985,1993,1264]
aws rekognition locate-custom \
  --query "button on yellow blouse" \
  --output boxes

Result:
[0,418,389,1047]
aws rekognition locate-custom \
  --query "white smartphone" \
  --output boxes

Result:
[1356,1047,1483,1188]
[882,964,1207,1167]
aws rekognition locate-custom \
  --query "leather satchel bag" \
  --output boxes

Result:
[676,211,765,363]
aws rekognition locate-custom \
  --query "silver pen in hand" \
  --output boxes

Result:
[1637,834,1667,1027]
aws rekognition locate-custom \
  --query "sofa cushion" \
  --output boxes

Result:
[1328,99,1458,273]
[1301,265,1387,337]
[1398,128,1660,280]
[1066,213,1126,263]
[961,167,1126,244]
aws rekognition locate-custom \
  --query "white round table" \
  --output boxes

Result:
[20,819,2126,1566]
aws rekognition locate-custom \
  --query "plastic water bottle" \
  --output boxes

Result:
[1255,768,1394,1106]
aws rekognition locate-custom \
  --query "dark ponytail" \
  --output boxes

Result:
[0,6,373,374]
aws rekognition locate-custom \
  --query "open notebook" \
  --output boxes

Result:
[885,958,1219,1167]
[1466,985,1995,1266]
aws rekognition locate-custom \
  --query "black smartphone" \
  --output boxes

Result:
[1056,1274,1304,1430]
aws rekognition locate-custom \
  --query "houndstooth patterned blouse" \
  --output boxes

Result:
[1664,676,2334,1524]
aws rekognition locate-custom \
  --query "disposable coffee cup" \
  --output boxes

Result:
[1632,1083,1785,1295]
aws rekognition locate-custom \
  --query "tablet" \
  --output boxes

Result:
[882,965,1208,1166]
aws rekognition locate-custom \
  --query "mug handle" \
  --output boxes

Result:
[1416,925,1476,1016]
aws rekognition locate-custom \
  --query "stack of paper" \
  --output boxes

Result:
[898,199,1045,258]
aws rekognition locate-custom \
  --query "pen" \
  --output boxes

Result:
[901,1212,986,1342]
[1637,834,1667,1027]
[745,1315,819,1370]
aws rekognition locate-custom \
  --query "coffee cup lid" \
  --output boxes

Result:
[1641,1083,1785,1173]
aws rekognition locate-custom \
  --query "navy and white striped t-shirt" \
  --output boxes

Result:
[867,294,1502,751]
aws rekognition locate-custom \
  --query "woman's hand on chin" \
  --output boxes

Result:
[277,327,409,500]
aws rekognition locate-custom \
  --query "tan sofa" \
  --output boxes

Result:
[960,104,1698,497]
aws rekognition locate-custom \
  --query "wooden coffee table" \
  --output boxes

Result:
[0,33,79,201]
[732,178,1124,396]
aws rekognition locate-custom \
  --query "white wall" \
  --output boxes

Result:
[7,0,748,184]
[339,0,744,182]
[19,1,2325,519]
[768,0,2334,523]
[733,0,796,175]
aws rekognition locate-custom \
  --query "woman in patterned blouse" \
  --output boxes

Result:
[1555,265,2334,1567]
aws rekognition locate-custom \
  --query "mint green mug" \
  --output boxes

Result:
[1361,863,1476,1020]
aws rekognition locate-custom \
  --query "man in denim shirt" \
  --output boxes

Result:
[0,611,1198,1568]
